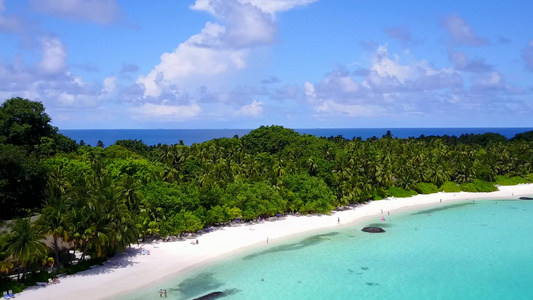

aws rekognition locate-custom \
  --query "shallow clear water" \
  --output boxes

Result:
[120,199,533,300]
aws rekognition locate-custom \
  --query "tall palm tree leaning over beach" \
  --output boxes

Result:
[5,218,48,280]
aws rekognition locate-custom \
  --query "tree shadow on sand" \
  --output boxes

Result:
[67,247,141,277]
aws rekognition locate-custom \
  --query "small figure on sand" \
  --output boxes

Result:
[160,289,163,297]
[338,217,340,224]
[381,209,383,214]
[440,199,442,203]
[381,217,385,221]
[267,237,269,244]
[387,211,390,216]
[164,289,167,298]
[196,239,199,244]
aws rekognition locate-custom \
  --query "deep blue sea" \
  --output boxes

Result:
[120,199,533,300]
[60,128,533,147]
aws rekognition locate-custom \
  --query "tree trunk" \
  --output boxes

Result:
[53,235,60,273]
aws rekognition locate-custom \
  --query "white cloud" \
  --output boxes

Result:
[103,76,116,93]
[192,0,318,16]
[304,45,464,118]
[315,100,385,117]
[370,45,411,83]
[139,0,316,98]
[0,36,110,111]
[131,103,202,121]
[443,13,489,46]
[39,37,67,75]
[447,49,492,72]
[30,0,120,25]
[136,22,248,97]
[236,100,263,116]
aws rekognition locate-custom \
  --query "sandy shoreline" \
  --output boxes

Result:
[14,184,533,300]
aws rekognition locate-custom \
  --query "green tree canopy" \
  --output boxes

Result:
[0,98,57,149]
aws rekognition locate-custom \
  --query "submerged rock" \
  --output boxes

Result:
[193,291,224,300]
[519,197,533,200]
[362,227,385,233]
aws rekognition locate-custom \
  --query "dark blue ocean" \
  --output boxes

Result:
[59,128,533,147]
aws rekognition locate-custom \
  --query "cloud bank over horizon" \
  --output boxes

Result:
[0,0,532,129]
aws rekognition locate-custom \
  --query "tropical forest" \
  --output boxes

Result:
[1,97,533,292]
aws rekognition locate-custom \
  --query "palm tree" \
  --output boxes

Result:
[37,198,69,273]
[37,171,72,273]
[5,218,48,280]
[116,175,141,211]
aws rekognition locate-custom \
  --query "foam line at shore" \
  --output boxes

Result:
[15,184,533,300]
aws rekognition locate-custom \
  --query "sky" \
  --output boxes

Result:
[0,0,532,129]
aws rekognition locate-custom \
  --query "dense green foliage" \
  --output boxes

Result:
[494,175,528,186]
[1,97,533,290]
[459,179,499,193]
[416,183,439,194]
[439,181,461,193]
[387,187,418,198]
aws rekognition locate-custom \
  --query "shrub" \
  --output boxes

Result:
[416,182,438,194]
[494,175,528,186]
[460,179,497,192]
[62,257,106,275]
[24,271,54,286]
[0,277,24,294]
[387,187,418,198]
[526,173,533,183]
[439,181,461,193]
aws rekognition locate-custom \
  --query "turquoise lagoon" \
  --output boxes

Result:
[121,199,533,300]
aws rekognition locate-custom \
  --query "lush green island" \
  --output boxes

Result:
[1,97,533,293]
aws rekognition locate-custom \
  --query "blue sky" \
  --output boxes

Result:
[1,0,532,129]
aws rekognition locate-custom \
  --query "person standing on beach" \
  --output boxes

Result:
[164,290,167,298]
[159,289,163,297]
[338,217,340,224]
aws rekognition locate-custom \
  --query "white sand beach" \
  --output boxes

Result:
[15,184,533,300]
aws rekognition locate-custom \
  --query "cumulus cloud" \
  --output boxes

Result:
[304,45,464,118]
[138,0,316,99]
[443,13,489,46]
[471,71,522,94]
[136,22,249,97]
[39,37,67,75]
[30,0,120,25]
[448,49,492,72]
[0,36,111,110]
[131,103,202,121]
[523,40,533,72]
[192,0,277,48]
[236,100,264,116]
[103,76,116,94]
[192,0,317,16]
